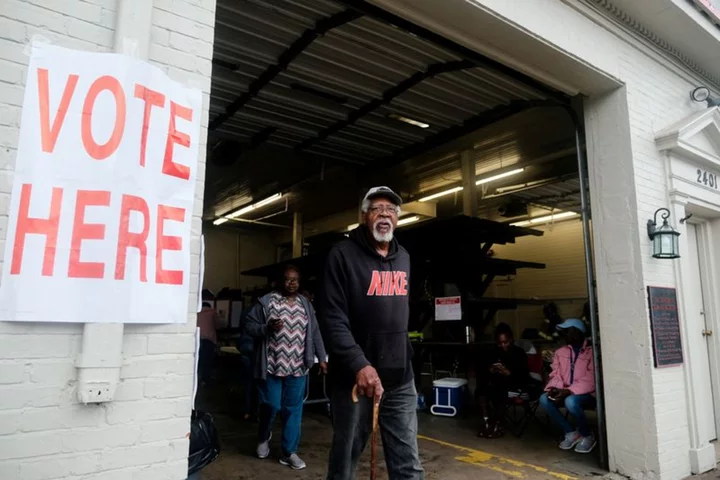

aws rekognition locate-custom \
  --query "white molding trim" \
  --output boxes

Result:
[670,191,691,206]
[656,107,720,171]
[585,0,720,89]
[559,0,720,92]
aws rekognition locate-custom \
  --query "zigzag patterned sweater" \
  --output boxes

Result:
[266,292,309,377]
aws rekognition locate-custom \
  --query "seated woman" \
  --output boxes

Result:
[476,323,528,438]
[540,318,596,454]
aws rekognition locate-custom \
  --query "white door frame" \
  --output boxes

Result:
[669,193,720,473]
[693,218,720,439]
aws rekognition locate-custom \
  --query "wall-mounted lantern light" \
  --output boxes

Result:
[647,208,681,259]
[690,86,720,107]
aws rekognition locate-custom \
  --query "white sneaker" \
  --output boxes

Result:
[256,433,272,459]
[279,453,306,470]
[559,431,582,450]
[575,435,597,454]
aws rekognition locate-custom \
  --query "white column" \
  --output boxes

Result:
[584,87,663,476]
[292,212,303,258]
[76,0,154,404]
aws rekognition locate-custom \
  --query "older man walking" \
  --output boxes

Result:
[320,186,424,480]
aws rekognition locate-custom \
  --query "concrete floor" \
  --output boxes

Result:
[196,380,611,480]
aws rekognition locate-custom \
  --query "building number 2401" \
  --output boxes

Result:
[697,168,719,190]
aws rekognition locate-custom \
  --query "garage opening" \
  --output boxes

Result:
[196,0,606,477]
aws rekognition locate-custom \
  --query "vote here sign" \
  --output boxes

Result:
[0,45,202,324]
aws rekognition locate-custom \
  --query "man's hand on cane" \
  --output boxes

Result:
[353,365,383,480]
[356,365,384,400]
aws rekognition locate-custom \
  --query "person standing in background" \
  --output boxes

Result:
[197,290,221,386]
[245,265,328,470]
[236,307,256,421]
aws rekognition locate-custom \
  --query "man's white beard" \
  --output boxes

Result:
[372,220,394,243]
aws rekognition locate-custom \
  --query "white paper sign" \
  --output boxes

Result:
[0,45,201,323]
[435,296,462,321]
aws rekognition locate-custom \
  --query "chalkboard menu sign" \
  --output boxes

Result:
[647,286,683,368]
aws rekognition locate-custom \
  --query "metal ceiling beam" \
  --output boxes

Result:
[295,59,474,153]
[209,9,363,131]
[212,58,239,71]
[335,0,569,105]
[368,100,533,172]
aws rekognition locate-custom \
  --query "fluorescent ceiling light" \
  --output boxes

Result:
[511,211,578,227]
[418,168,525,202]
[254,193,283,208]
[418,186,463,202]
[476,168,524,186]
[213,218,229,226]
[397,215,420,227]
[346,223,359,232]
[388,113,430,129]
[226,193,282,219]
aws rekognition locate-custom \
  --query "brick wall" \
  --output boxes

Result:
[0,0,215,478]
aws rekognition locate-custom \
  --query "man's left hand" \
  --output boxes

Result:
[319,361,328,375]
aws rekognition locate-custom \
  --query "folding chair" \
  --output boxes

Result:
[506,352,544,437]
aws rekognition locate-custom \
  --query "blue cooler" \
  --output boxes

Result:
[430,378,468,417]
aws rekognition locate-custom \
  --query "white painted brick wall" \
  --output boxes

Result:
[0,0,216,478]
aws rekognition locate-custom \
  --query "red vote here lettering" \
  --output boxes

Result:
[10,184,63,276]
[134,85,165,167]
[155,205,185,285]
[9,186,187,284]
[115,195,150,282]
[37,69,78,153]
[68,190,111,278]
[163,101,193,180]
[34,68,194,179]
[81,76,126,160]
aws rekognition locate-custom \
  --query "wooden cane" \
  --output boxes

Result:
[352,384,380,480]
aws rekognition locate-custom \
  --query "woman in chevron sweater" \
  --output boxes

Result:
[244,265,328,470]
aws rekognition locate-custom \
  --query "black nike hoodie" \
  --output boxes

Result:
[319,225,413,389]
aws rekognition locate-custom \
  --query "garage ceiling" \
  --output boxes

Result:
[205,0,575,225]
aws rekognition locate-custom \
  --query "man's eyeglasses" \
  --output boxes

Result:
[368,206,398,215]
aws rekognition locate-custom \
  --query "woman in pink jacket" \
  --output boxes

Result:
[539,319,596,454]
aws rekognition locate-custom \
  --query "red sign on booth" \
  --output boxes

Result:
[0,45,201,324]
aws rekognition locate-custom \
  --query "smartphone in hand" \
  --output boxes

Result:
[547,387,559,401]
[269,318,283,332]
